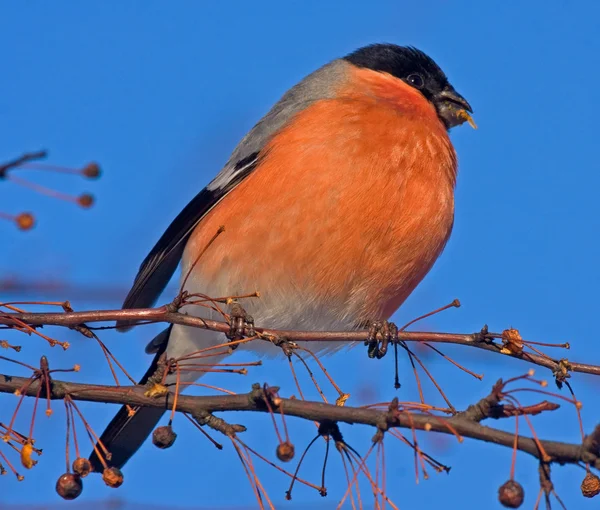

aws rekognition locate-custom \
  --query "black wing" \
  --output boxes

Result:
[89,327,171,470]
[116,153,259,330]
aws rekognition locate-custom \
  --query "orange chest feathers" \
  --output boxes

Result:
[184,94,457,323]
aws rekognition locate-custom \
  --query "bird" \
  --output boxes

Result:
[89,43,474,472]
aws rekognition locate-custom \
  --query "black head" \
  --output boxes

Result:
[344,44,472,129]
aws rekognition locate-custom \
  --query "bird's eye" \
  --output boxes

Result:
[407,74,424,89]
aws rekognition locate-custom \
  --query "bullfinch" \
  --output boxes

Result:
[90,43,474,471]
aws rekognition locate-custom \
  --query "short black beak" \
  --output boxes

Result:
[434,87,474,129]
[436,88,472,113]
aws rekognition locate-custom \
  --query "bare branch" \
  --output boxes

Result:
[0,150,47,178]
[0,374,596,470]
[1,306,597,377]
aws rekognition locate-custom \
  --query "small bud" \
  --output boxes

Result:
[82,162,101,179]
[102,466,123,488]
[144,383,169,398]
[335,393,350,406]
[424,423,432,431]
[77,193,94,208]
[15,212,35,231]
[72,457,92,478]
[55,473,83,500]
[581,472,600,498]
[498,479,524,508]
[152,425,177,449]
[73,364,81,372]
[276,441,295,462]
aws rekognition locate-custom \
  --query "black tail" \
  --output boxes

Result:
[89,328,170,471]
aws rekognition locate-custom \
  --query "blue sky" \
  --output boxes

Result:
[2,1,600,508]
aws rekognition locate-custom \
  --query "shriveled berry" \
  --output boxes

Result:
[77,193,94,208]
[16,213,35,231]
[498,479,524,508]
[581,472,600,498]
[82,162,101,179]
[55,473,83,500]
[72,457,92,478]
[276,441,295,462]
[102,466,123,488]
[20,442,36,469]
[152,425,177,449]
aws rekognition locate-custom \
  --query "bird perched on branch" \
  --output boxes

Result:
[90,43,474,471]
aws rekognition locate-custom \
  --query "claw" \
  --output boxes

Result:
[226,301,254,348]
[365,320,398,359]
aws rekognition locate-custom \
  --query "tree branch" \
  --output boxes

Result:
[1,306,597,377]
[0,373,596,470]
[0,150,47,178]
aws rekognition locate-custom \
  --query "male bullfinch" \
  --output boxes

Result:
[90,43,474,471]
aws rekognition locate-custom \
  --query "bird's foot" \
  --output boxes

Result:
[226,301,255,348]
[364,320,398,359]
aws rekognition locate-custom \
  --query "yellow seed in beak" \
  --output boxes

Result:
[458,109,478,129]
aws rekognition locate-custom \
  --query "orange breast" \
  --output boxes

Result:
[183,83,457,330]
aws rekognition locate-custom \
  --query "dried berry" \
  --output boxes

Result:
[77,193,94,208]
[276,441,295,462]
[55,473,83,500]
[15,212,35,231]
[102,466,123,488]
[500,328,524,356]
[72,457,92,478]
[581,472,600,498]
[152,425,177,449]
[20,443,36,469]
[498,479,524,508]
[82,162,101,179]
